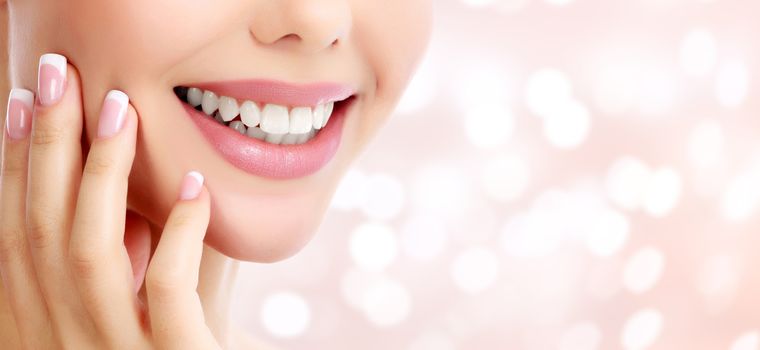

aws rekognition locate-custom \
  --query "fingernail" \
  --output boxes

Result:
[37,53,67,106]
[97,90,129,139]
[179,171,204,201]
[5,89,35,140]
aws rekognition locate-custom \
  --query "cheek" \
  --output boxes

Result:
[349,0,432,143]
[58,0,242,145]
[355,0,432,102]
[63,1,219,75]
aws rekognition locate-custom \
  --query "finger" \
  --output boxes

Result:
[147,172,220,350]
[0,88,53,349]
[26,53,98,344]
[68,91,149,348]
[124,210,152,295]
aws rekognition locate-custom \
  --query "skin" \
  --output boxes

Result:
[0,0,432,348]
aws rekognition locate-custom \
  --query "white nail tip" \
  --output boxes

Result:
[9,88,34,107]
[187,171,205,186]
[105,90,129,117]
[39,54,67,75]
[106,90,129,104]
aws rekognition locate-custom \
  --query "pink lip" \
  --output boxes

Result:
[191,79,356,107]
[182,97,351,180]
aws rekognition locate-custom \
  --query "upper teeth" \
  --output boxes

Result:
[187,87,335,134]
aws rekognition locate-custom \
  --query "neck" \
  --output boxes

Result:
[196,244,241,347]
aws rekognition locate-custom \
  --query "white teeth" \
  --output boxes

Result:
[265,133,286,145]
[183,87,338,146]
[296,131,311,145]
[260,104,290,134]
[290,107,313,134]
[240,101,261,127]
[230,121,247,134]
[188,88,203,107]
[312,104,325,130]
[202,91,219,115]
[247,126,267,140]
[219,96,240,122]
[323,102,334,128]
[281,134,299,145]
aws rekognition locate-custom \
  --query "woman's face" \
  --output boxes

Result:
[8,0,432,261]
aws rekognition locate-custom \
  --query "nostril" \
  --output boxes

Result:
[280,33,302,43]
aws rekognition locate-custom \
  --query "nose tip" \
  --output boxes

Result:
[250,1,352,54]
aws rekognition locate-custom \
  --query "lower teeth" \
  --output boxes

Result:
[211,111,319,145]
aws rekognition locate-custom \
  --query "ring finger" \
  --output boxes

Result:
[0,88,52,349]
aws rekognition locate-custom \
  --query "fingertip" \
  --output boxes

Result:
[127,103,139,124]
[34,56,80,109]
[120,102,140,137]
[5,88,35,141]
[178,171,205,201]
[96,90,132,139]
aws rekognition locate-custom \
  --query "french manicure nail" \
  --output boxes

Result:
[37,53,67,106]
[97,90,129,139]
[179,171,204,201]
[5,89,35,140]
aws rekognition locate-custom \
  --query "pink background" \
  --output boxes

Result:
[232,0,760,349]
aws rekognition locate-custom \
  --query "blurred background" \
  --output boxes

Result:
[232,0,760,349]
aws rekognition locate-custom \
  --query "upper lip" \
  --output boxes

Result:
[182,79,357,107]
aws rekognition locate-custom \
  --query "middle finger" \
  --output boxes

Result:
[26,53,98,344]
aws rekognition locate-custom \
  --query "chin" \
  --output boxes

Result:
[203,174,340,262]
[204,195,326,263]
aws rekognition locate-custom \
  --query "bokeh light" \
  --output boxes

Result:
[679,28,718,77]
[231,1,760,348]
[731,331,760,350]
[480,154,531,202]
[349,222,399,271]
[715,58,750,108]
[621,308,664,350]
[260,291,312,338]
[450,246,500,294]
[623,247,665,294]
[558,322,603,350]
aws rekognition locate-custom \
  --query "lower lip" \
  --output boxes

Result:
[182,100,348,180]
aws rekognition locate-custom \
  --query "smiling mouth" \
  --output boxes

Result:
[173,86,351,145]
[173,79,357,179]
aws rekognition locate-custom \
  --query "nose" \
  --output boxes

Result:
[250,0,353,54]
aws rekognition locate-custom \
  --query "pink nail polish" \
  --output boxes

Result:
[97,90,129,139]
[5,89,35,140]
[179,171,204,201]
[37,54,67,106]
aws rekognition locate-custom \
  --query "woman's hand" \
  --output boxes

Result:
[0,53,222,349]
